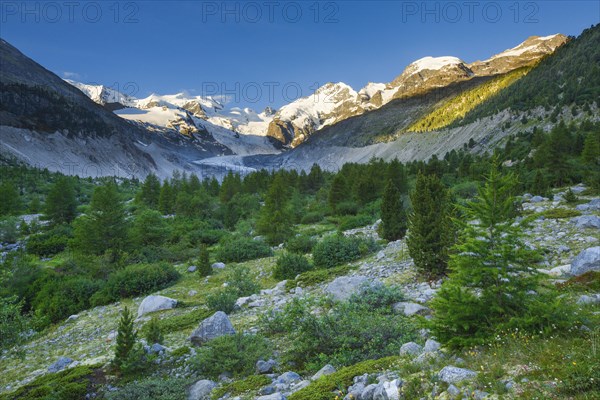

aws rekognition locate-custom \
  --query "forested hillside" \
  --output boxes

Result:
[453,24,600,126]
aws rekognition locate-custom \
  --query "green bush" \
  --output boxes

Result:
[0,296,31,350]
[206,265,260,313]
[261,292,417,370]
[216,236,273,263]
[0,364,100,400]
[273,252,313,280]
[335,201,359,216]
[33,275,102,323]
[540,208,581,219]
[300,212,324,224]
[94,263,180,305]
[312,234,378,269]
[285,264,357,290]
[105,377,192,400]
[211,375,271,399]
[338,214,374,231]
[0,217,19,243]
[26,224,73,257]
[285,234,317,254]
[348,284,405,310]
[190,333,271,378]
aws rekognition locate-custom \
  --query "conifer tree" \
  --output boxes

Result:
[145,317,163,345]
[137,173,161,209]
[158,182,175,215]
[386,158,408,194]
[429,166,540,347]
[114,307,137,370]
[328,174,347,214]
[198,244,212,277]
[407,173,454,278]
[45,176,77,224]
[380,180,407,240]
[581,131,600,166]
[0,182,20,216]
[72,181,128,258]
[256,174,293,245]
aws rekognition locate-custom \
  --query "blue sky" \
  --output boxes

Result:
[1,1,598,110]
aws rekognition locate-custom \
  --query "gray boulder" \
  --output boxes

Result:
[189,311,236,345]
[570,247,600,276]
[256,394,286,400]
[572,215,600,229]
[212,262,226,269]
[137,295,178,317]
[187,265,197,273]
[48,357,73,373]
[438,366,477,384]
[423,339,441,353]
[275,371,301,384]
[256,359,277,374]
[530,196,544,203]
[392,302,430,316]
[188,380,217,400]
[361,384,378,400]
[325,276,380,302]
[577,294,600,305]
[399,342,423,356]
[311,364,336,380]
[373,379,402,400]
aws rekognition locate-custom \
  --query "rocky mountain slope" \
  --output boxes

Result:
[67,34,567,152]
[0,39,234,179]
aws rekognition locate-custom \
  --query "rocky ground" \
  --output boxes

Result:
[1,185,598,399]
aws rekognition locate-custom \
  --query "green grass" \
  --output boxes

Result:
[540,208,582,219]
[285,264,358,290]
[0,364,102,400]
[211,374,271,399]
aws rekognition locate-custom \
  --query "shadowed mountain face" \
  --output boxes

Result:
[0,39,232,179]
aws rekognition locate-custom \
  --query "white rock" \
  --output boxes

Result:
[137,295,178,317]
[570,247,600,275]
[312,364,336,380]
[188,379,217,400]
[438,366,477,384]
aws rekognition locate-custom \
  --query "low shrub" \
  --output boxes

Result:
[216,236,273,263]
[190,333,271,378]
[540,208,581,219]
[262,290,417,370]
[300,212,324,224]
[0,217,19,243]
[285,234,317,254]
[285,264,357,290]
[211,375,271,399]
[33,275,102,323]
[140,308,212,336]
[312,234,378,269]
[105,377,192,400]
[273,252,313,280]
[0,365,101,400]
[93,263,180,305]
[206,265,261,313]
[287,357,399,400]
[557,271,600,292]
[335,201,359,216]
[338,214,374,231]
[26,224,73,257]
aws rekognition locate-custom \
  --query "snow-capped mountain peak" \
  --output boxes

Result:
[407,56,465,74]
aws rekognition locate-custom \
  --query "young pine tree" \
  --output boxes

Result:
[256,174,293,245]
[145,317,163,345]
[429,166,540,347]
[198,245,212,277]
[328,174,347,214]
[137,173,161,209]
[45,176,78,224]
[114,307,138,371]
[0,182,20,216]
[72,181,128,258]
[406,173,454,279]
[380,180,407,241]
